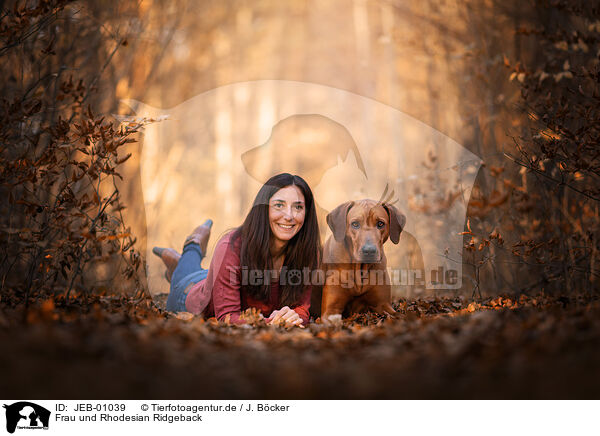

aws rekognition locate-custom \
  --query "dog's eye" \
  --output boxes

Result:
[351,221,360,229]
[377,220,385,229]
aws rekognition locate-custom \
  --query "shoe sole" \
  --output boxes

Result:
[152,247,165,257]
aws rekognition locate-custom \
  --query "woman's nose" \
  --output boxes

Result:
[282,207,294,220]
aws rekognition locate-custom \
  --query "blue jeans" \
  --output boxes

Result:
[166,243,209,312]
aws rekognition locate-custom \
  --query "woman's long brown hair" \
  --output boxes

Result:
[232,173,321,306]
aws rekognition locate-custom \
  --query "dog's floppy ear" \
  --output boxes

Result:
[327,201,354,242]
[383,203,406,244]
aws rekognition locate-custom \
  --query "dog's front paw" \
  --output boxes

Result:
[323,313,343,326]
[376,303,397,318]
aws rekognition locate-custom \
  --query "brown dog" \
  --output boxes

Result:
[316,200,406,320]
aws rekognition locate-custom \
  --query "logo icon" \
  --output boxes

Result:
[3,402,50,434]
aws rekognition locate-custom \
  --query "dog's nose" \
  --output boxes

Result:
[361,244,377,256]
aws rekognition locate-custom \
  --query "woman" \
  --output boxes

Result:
[154,173,321,327]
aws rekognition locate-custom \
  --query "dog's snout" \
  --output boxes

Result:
[361,244,377,256]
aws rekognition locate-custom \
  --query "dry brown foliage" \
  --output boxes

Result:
[0,0,143,307]
[1,290,599,398]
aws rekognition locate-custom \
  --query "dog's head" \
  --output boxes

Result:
[327,199,406,263]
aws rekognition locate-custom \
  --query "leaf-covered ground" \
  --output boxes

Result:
[1,291,599,399]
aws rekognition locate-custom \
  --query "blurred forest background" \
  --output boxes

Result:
[2,0,598,300]
[1,0,600,398]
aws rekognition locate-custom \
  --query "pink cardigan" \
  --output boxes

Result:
[185,231,311,325]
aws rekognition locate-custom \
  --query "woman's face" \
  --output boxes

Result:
[268,185,306,245]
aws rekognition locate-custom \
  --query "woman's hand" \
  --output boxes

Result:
[266,306,304,328]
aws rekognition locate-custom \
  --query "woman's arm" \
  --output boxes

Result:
[290,286,312,325]
[210,234,247,325]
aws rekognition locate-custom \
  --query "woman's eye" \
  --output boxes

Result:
[295,204,304,210]
[273,203,283,208]
[377,221,385,229]
[351,221,360,229]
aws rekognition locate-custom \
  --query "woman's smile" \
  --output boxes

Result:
[276,223,295,230]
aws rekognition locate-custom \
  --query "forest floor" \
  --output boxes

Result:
[1,291,599,399]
